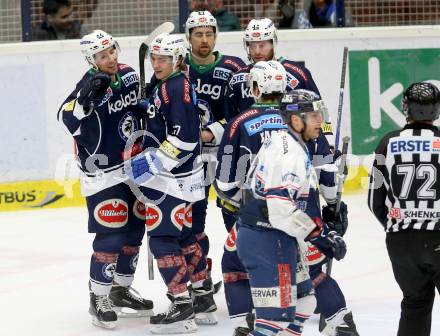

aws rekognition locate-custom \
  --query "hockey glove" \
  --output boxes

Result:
[77,72,111,110]
[127,151,163,184]
[217,198,239,216]
[322,201,348,236]
[309,229,347,261]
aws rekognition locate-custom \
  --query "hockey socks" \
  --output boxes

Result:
[89,252,117,295]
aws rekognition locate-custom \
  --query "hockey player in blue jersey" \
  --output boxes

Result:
[127,33,210,334]
[224,18,333,144]
[57,30,153,329]
[184,11,246,307]
[216,61,348,335]
[236,89,347,336]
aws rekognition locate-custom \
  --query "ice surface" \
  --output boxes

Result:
[1,192,439,335]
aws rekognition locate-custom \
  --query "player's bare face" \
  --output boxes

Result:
[151,54,174,80]
[303,111,324,140]
[94,47,118,76]
[189,27,216,58]
[249,40,274,63]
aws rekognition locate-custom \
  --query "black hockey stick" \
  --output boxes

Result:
[334,47,349,151]
[139,22,175,100]
[319,136,350,331]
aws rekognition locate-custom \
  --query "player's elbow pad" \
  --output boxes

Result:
[272,209,317,240]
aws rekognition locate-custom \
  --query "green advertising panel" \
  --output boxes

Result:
[349,48,440,155]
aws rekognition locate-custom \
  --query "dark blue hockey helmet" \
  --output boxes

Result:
[402,82,440,121]
[279,89,325,125]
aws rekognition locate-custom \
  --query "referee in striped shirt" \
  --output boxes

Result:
[368,82,440,336]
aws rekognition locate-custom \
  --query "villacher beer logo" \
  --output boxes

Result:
[93,199,128,228]
[145,203,162,231]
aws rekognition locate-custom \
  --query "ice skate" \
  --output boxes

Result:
[149,296,197,334]
[233,326,252,336]
[192,279,218,325]
[109,284,154,317]
[320,311,359,336]
[232,312,255,336]
[89,291,117,329]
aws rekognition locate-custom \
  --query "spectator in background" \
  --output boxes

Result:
[278,0,296,28]
[191,0,240,31]
[308,0,336,27]
[295,0,353,29]
[33,0,83,40]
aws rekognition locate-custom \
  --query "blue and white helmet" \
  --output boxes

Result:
[185,11,218,38]
[80,30,119,69]
[149,33,188,66]
[248,60,287,99]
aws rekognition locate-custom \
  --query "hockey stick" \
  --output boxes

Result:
[139,21,175,100]
[319,136,350,331]
[334,47,349,151]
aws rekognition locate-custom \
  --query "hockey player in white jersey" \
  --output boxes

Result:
[236,91,347,336]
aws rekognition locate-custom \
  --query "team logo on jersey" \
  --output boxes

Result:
[130,254,139,271]
[145,203,162,231]
[194,78,222,100]
[224,225,237,252]
[102,263,116,280]
[121,71,139,87]
[389,207,401,219]
[244,114,285,136]
[133,199,146,220]
[171,204,191,230]
[108,90,137,114]
[94,199,128,228]
[213,67,232,80]
[118,111,139,140]
[197,99,214,126]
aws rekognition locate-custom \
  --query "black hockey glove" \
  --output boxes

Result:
[309,230,347,261]
[77,72,111,109]
[322,201,348,236]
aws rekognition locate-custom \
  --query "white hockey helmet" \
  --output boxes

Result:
[185,11,218,39]
[243,18,277,61]
[248,60,287,99]
[244,18,277,43]
[80,30,119,69]
[149,33,188,66]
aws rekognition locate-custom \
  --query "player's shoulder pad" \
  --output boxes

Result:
[281,59,310,83]
[221,55,247,72]
[227,108,261,139]
[117,64,139,87]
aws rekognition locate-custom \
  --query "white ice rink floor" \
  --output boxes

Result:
[1,192,439,336]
